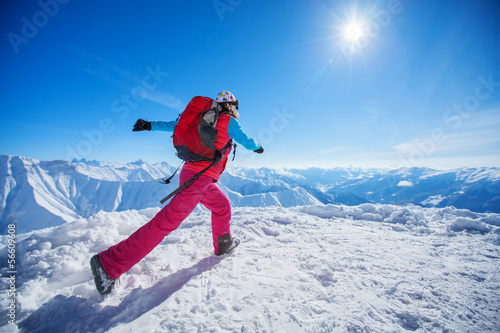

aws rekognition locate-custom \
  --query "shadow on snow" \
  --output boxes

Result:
[19,256,224,333]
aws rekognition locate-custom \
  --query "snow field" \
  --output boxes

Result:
[1,204,499,332]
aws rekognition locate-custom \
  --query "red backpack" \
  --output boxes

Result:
[159,96,234,204]
[173,96,232,162]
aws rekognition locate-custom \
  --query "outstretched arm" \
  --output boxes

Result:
[151,121,177,132]
[228,117,262,151]
[132,119,177,132]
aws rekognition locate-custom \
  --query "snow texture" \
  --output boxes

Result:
[1,204,499,332]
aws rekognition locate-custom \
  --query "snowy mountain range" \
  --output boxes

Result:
[1,155,500,233]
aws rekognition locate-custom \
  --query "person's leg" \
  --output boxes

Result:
[200,182,232,254]
[99,169,214,279]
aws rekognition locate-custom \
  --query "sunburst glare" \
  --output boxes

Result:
[343,21,366,44]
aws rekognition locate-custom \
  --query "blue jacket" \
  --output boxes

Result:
[151,118,261,151]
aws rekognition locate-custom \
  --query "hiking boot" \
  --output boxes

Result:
[215,233,240,256]
[90,254,116,295]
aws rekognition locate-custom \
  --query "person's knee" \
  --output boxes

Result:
[222,195,231,209]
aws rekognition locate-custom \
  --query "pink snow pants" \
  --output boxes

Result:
[99,168,231,279]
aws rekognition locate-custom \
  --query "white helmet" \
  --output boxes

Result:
[216,90,239,110]
[216,90,236,103]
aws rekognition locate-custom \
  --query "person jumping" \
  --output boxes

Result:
[90,90,263,295]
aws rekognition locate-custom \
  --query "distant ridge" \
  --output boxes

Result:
[1,155,499,232]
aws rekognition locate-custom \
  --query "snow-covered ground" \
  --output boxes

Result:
[1,204,499,332]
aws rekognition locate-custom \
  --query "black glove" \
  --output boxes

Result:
[133,118,151,131]
[254,146,264,154]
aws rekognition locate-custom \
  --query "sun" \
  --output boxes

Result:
[329,7,374,64]
[343,22,365,44]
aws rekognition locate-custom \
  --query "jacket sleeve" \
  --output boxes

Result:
[227,117,261,151]
[151,121,177,132]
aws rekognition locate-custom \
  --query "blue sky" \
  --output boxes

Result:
[1,0,499,169]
